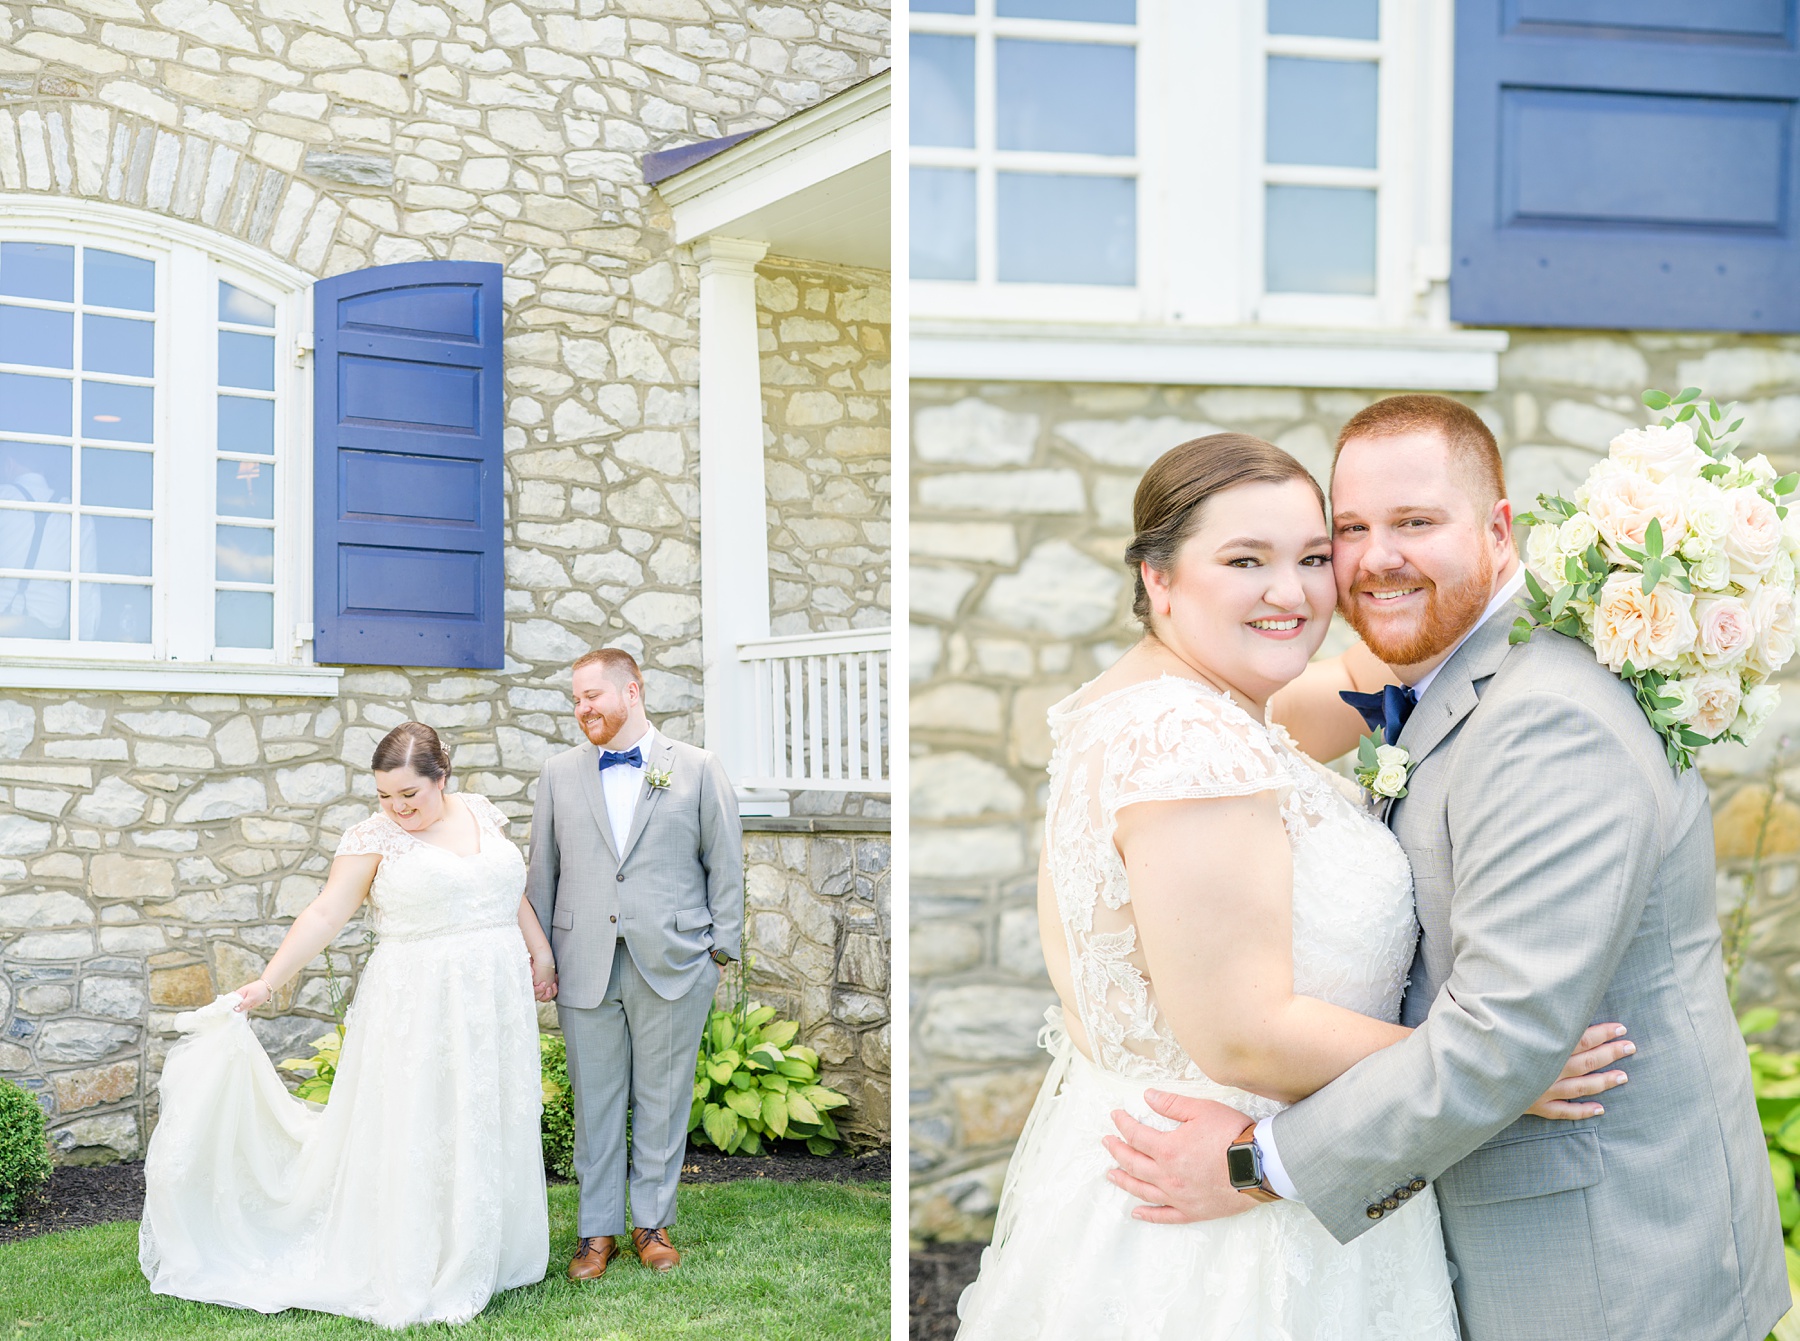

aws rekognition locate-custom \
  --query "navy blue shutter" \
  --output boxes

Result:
[312,260,504,669]
[1452,1,1800,331]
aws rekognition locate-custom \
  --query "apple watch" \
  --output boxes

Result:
[1226,1121,1282,1203]
[711,950,732,966]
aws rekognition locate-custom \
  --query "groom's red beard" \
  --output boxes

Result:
[1342,558,1493,667]
[578,705,628,745]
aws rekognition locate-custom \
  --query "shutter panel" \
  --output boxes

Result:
[1452,1,1800,331]
[312,260,504,669]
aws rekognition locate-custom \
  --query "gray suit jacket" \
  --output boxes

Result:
[525,733,744,1007]
[1271,610,1787,1340]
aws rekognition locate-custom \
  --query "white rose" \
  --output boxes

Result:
[1747,582,1797,676]
[1573,457,1626,511]
[1736,682,1782,742]
[1373,763,1409,796]
[1682,478,1732,544]
[1660,676,1696,722]
[1688,547,1734,592]
[1682,670,1743,740]
[1746,454,1780,486]
[1775,551,1796,596]
[1725,486,1783,578]
[1609,420,1708,481]
[1373,744,1409,771]
[1592,572,1698,672]
[1558,513,1599,558]
[1692,596,1755,670]
[1525,522,1563,585]
[1781,507,1800,558]
[1586,467,1687,555]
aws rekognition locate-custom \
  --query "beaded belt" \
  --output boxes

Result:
[378,917,517,945]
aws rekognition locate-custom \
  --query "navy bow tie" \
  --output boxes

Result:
[598,746,643,772]
[1340,684,1418,747]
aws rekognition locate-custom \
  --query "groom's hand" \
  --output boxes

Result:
[1104,1092,1259,1224]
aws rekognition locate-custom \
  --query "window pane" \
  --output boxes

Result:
[911,168,978,281]
[218,458,275,519]
[80,514,151,576]
[219,281,276,327]
[216,524,275,583]
[997,173,1136,284]
[80,582,150,643]
[997,41,1135,155]
[1265,184,1377,294]
[219,331,275,391]
[1269,0,1378,39]
[1266,57,1378,169]
[218,395,275,456]
[912,0,974,10]
[82,315,153,378]
[999,0,1134,19]
[83,250,154,312]
[82,381,153,442]
[216,589,273,649]
[0,579,69,639]
[0,372,72,436]
[82,447,153,510]
[912,35,976,148]
[0,306,73,369]
[0,511,70,572]
[0,243,74,303]
[0,442,72,504]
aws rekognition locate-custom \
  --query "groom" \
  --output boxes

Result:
[1107,395,1787,1338]
[526,647,743,1280]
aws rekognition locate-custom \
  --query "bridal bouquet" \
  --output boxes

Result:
[1513,387,1800,772]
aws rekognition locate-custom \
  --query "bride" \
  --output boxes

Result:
[140,722,556,1328]
[955,434,1630,1339]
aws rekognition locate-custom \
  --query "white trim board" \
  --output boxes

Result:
[0,659,343,697]
[910,321,1510,391]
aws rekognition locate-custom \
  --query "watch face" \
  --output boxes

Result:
[1225,1142,1260,1189]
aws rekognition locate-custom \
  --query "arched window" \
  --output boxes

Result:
[0,201,323,689]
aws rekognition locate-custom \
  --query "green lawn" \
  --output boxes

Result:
[0,1178,889,1339]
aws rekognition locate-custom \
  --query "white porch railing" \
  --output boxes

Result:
[736,629,890,792]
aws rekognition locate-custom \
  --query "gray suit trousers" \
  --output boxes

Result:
[558,947,714,1237]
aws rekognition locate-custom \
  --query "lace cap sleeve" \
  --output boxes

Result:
[1103,680,1290,823]
[334,812,404,859]
[459,791,508,834]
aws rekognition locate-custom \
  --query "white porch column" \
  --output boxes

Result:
[693,236,777,809]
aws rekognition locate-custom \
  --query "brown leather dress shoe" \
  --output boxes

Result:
[631,1225,681,1272]
[567,1235,618,1281]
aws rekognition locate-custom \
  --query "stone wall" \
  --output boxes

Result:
[908,332,1800,1241]
[0,0,891,1163]
[758,256,891,637]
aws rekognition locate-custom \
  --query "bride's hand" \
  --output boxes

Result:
[530,949,558,1002]
[1526,1022,1634,1120]
[234,979,272,1013]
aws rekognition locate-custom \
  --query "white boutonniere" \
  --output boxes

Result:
[645,767,672,791]
[1354,734,1414,801]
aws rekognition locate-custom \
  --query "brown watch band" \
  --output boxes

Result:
[1232,1121,1282,1203]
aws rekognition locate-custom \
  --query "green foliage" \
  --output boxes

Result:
[0,1075,51,1223]
[689,999,852,1156]
[539,1032,576,1180]
[1738,1011,1800,1336]
[276,1026,344,1104]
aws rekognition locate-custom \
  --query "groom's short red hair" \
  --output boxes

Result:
[572,647,642,688]
[1333,394,1506,510]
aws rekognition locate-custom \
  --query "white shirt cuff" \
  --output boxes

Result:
[1254,1116,1302,1203]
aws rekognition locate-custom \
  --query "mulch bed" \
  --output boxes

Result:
[0,1145,889,1246]
[910,1242,984,1340]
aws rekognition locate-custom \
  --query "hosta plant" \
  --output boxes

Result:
[0,1075,51,1222]
[276,1025,345,1104]
[689,1000,850,1156]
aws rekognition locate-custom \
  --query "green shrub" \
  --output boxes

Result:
[275,1025,344,1104]
[0,1075,51,1222]
[689,999,850,1156]
[1737,1008,1800,1341]
[540,1032,575,1180]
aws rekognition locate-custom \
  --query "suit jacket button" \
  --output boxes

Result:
[1408,1179,1426,1193]
[610,915,617,923]
[615,872,625,882]
[1366,1206,1384,1220]
[1381,1196,1399,1211]
[1394,1187,1411,1201]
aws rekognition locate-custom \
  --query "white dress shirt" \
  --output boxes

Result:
[1254,564,1525,1202]
[599,724,655,855]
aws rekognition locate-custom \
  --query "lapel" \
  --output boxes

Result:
[575,742,621,864]
[617,733,676,866]
[1393,605,1516,779]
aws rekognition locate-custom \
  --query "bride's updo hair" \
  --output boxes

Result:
[369,721,451,782]
[1125,433,1327,630]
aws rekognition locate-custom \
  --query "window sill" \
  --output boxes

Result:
[910,319,1512,391]
[0,659,344,698]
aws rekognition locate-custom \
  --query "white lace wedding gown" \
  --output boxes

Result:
[957,676,1459,1340]
[139,791,549,1329]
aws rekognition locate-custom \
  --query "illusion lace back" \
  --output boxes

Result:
[139,792,549,1329]
[957,676,1458,1341]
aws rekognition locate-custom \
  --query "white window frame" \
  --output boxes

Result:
[0,197,340,697]
[912,0,1454,334]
